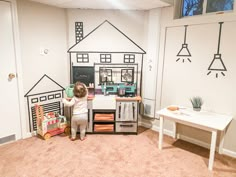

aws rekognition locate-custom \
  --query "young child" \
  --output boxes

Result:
[63,82,88,141]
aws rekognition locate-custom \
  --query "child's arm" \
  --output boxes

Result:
[62,97,76,107]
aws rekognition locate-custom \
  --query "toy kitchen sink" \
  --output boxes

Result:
[92,95,116,110]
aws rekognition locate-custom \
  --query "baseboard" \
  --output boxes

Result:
[178,134,219,152]
[222,149,236,158]
[140,121,174,137]
[23,132,33,139]
[140,121,236,158]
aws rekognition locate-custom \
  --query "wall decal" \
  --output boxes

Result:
[67,20,146,96]
[75,22,84,43]
[76,53,89,63]
[24,74,65,132]
[100,54,112,63]
[207,22,227,78]
[176,25,192,63]
[68,20,146,54]
[124,54,135,63]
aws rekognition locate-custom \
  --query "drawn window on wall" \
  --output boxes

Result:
[100,54,111,63]
[206,0,234,13]
[182,0,204,17]
[99,68,112,84]
[77,53,89,63]
[124,54,135,63]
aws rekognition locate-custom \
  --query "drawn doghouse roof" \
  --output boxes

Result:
[25,74,65,97]
[68,20,146,54]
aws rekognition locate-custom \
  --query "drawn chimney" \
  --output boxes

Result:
[75,22,84,43]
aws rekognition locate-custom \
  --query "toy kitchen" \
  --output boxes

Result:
[67,20,146,134]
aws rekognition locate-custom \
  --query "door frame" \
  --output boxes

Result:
[2,0,28,139]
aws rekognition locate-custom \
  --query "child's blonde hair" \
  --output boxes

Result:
[73,82,87,98]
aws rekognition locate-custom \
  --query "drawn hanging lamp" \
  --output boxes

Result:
[176,25,192,63]
[207,22,227,78]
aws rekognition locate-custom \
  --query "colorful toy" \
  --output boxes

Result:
[35,105,70,140]
[65,84,75,98]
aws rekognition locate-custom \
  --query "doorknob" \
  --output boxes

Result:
[8,73,16,81]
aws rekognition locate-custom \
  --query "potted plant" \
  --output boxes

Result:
[190,96,203,111]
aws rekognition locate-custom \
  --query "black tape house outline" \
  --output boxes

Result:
[24,74,65,132]
[67,20,146,94]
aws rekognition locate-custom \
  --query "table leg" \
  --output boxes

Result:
[219,130,225,154]
[173,122,177,139]
[158,116,164,150]
[208,130,217,171]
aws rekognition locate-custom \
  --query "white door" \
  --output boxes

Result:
[0,1,22,142]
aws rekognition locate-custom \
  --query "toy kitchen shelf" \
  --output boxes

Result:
[76,95,141,134]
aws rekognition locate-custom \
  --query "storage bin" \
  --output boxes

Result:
[94,124,114,132]
[115,122,137,133]
[94,113,114,121]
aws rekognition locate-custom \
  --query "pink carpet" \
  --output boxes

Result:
[0,127,235,177]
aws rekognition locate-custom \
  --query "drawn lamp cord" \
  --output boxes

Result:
[176,25,192,63]
[207,22,227,78]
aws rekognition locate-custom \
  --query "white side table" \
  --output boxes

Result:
[157,107,233,171]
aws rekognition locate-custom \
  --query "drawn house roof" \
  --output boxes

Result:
[68,20,146,54]
[25,74,65,97]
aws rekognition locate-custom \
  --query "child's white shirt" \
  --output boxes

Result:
[63,96,88,115]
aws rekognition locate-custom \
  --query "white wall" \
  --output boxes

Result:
[17,0,69,133]
[142,9,162,118]
[150,6,236,154]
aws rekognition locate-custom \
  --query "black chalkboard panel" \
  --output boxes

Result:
[72,66,94,86]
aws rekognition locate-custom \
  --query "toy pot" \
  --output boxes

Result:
[65,84,75,98]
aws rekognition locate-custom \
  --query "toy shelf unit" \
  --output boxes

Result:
[35,105,70,140]
[93,110,116,133]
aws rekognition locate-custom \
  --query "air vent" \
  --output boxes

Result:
[144,104,151,115]
[0,134,16,144]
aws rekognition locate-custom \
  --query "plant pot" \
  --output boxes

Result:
[193,107,201,112]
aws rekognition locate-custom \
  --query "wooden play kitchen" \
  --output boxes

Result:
[79,95,140,134]
[65,74,141,134]
[65,84,141,134]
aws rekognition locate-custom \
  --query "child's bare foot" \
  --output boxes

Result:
[80,137,87,141]
[70,137,76,141]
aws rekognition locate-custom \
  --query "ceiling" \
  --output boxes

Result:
[30,0,173,10]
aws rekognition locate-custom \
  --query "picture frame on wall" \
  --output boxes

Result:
[99,68,113,84]
[121,69,134,83]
